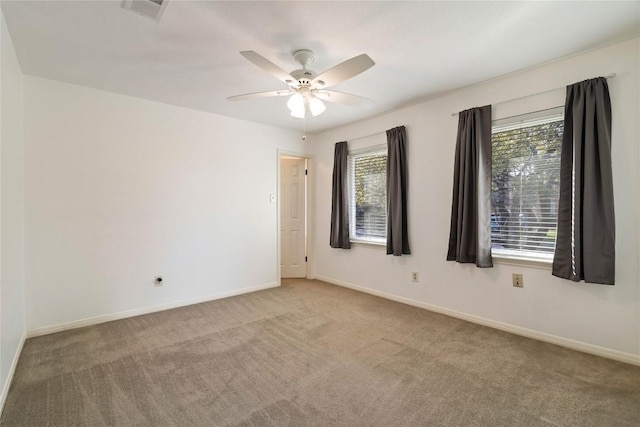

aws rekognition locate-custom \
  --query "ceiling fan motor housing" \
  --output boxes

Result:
[291,49,321,86]
[290,69,318,86]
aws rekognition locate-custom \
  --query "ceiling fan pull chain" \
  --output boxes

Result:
[302,116,307,141]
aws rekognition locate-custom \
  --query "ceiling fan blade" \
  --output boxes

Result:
[227,90,291,101]
[316,91,374,108]
[312,54,375,88]
[239,51,299,87]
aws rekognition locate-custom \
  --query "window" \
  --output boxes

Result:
[348,145,387,244]
[491,108,563,261]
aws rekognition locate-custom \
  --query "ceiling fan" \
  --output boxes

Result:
[227,49,375,119]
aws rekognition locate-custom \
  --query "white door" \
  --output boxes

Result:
[280,158,307,278]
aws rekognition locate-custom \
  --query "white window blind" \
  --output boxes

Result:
[348,145,387,243]
[491,109,564,259]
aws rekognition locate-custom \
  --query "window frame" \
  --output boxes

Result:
[347,144,388,246]
[490,107,564,266]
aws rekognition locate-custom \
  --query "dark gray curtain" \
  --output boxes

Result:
[552,77,614,285]
[386,126,410,256]
[447,105,493,267]
[330,141,351,249]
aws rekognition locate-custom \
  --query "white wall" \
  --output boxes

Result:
[24,77,311,331]
[311,38,640,362]
[0,9,26,406]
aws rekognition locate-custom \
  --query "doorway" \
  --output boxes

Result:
[279,156,308,278]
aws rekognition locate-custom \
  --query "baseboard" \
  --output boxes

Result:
[0,331,26,418]
[27,282,279,338]
[316,275,640,366]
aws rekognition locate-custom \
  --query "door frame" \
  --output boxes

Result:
[277,150,313,285]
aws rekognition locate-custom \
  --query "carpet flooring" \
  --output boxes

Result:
[2,279,639,426]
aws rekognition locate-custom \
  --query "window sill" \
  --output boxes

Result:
[350,239,386,247]
[492,250,552,270]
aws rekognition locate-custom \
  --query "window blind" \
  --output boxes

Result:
[491,115,563,258]
[348,145,387,243]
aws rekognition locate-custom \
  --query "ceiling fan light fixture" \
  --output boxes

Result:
[287,93,306,118]
[308,96,326,117]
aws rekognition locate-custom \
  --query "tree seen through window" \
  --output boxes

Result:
[349,150,387,242]
[491,119,563,254]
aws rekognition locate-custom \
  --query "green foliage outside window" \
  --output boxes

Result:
[352,152,387,240]
[491,120,563,253]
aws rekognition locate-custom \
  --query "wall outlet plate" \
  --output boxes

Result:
[412,272,419,283]
[512,273,524,288]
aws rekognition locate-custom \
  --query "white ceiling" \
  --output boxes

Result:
[2,1,639,133]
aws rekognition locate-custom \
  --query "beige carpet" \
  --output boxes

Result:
[2,279,639,426]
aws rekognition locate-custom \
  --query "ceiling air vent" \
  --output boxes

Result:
[122,0,168,22]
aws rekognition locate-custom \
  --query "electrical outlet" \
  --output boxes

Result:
[412,272,419,283]
[512,273,524,288]
[154,276,163,287]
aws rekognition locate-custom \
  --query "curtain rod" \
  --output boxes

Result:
[449,73,616,117]
[347,130,387,142]
[493,105,564,123]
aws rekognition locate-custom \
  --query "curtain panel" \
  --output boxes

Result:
[552,77,615,285]
[330,141,351,249]
[446,105,493,267]
[386,126,411,256]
